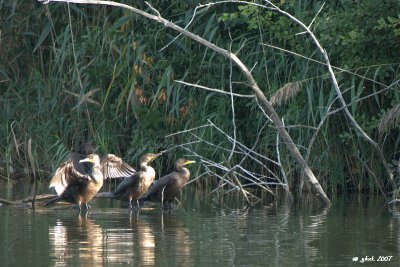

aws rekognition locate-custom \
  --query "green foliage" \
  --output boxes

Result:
[0,0,399,196]
[213,0,400,192]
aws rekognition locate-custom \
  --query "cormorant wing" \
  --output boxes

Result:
[113,173,140,195]
[145,173,176,200]
[101,154,136,179]
[49,159,89,196]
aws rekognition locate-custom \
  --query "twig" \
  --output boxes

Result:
[300,97,335,194]
[296,2,325,35]
[261,43,388,88]
[202,164,239,190]
[189,133,243,155]
[175,80,255,98]
[165,123,212,138]
[185,170,212,186]
[161,140,202,153]
[144,1,160,17]
[207,120,279,166]
[228,29,237,161]
[201,158,275,193]
[327,80,400,115]
[159,3,201,51]
[189,128,281,182]
[276,118,292,200]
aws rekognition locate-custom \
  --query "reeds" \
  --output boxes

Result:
[379,104,400,134]
[270,82,301,106]
[0,0,399,199]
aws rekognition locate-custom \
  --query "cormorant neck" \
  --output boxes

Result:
[176,165,188,172]
[91,166,104,182]
[140,161,150,171]
[176,166,190,181]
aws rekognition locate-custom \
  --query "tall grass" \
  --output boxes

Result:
[0,0,399,200]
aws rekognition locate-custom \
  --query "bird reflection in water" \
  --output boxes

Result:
[128,211,156,265]
[101,211,157,265]
[48,212,159,266]
[48,210,192,266]
[156,212,192,266]
[49,213,143,266]
[49,214,104,266]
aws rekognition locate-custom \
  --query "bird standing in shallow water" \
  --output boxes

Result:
[112,153,162,209]
[140,158,195,210]
[44,152,136,211]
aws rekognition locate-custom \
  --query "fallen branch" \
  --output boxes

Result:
[0,194,56,207]
[0,192,124,207]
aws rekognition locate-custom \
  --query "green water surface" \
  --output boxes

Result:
[0,183,399,266]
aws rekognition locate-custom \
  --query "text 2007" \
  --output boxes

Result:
[377,256,392,261]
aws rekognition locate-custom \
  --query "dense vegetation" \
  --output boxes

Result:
[0,0,399,199]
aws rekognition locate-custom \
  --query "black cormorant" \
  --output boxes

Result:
[140,158,195,209]
[44,149,136,211]
[112,153,162,208]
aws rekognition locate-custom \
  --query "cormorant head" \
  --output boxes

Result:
[140,152,162,164]
[79,154,101,166]
[174,158,196,169]
[78,142,95,155]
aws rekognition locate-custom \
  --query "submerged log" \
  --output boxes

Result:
[0,194,56,207]
[0,192,118,207]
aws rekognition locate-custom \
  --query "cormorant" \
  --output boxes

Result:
[44,151,136,211]
[140,158,195,209]
[112,153,162,208]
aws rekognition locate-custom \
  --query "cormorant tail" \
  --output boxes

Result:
[43,196,61,206]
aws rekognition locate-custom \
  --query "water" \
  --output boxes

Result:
[0,182,399,266]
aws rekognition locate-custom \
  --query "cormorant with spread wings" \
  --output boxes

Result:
[44,143,136,211]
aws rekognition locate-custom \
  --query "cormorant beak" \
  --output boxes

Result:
[150,152,163,161]
[79,156,95,164]
[183,160,196,166]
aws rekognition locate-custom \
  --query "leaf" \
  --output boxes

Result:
[110,14,134,31]
[33,21,52,53]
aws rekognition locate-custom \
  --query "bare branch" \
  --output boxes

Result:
[296,2,325,35]
[228,29,237,161]
[276,118,292,200]
[175,80,255,98]
[207,120,280,166]
[261,43,388,88]
[165,123,212,138]
[144,1,161,17]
